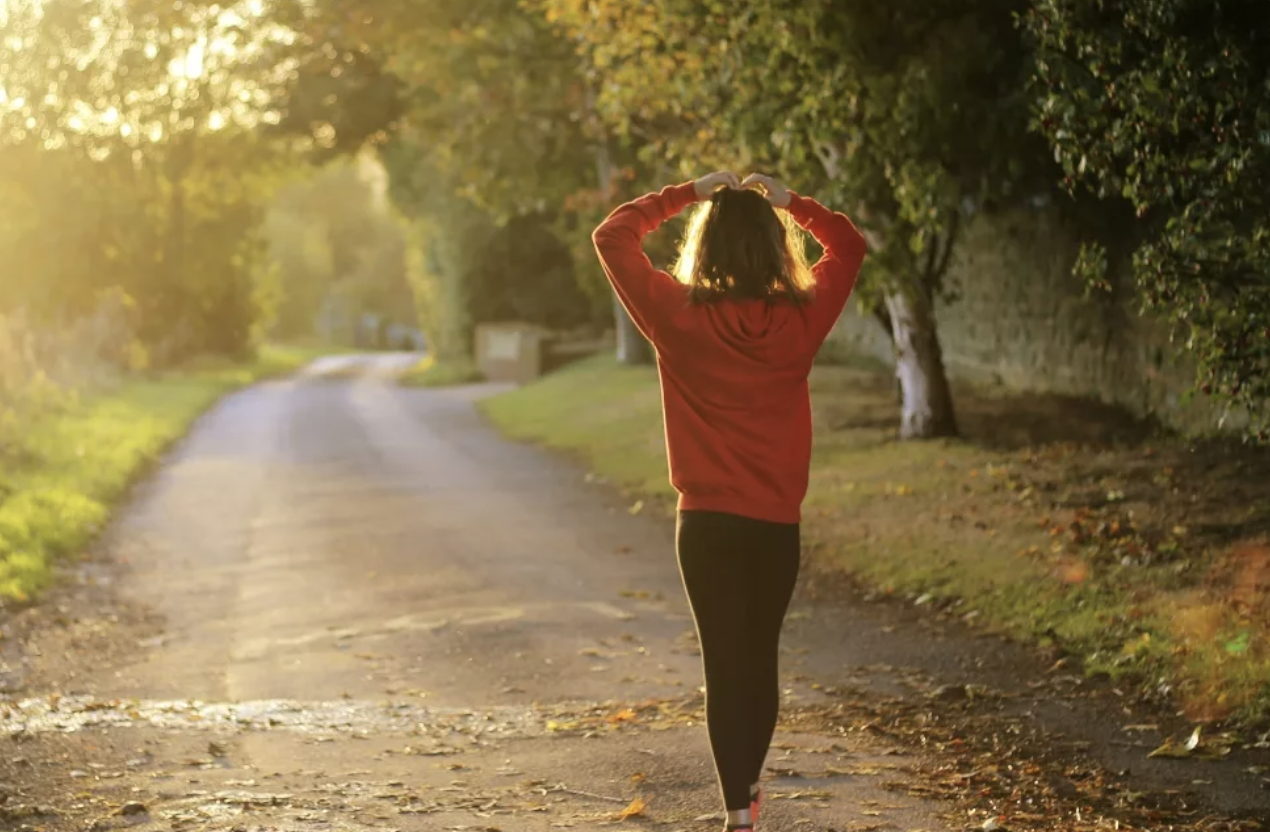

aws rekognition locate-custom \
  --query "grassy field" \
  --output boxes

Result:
[0,344,327,602]
[481,354,1270,729]
[398,354,485,388]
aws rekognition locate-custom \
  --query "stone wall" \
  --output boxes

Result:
[826,205,1227,433]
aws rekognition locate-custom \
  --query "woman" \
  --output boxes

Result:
[592,171,868,831]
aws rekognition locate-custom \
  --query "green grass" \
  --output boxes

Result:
[0,344,325,602]
[481,353,1270,729]
[399,354,486,388]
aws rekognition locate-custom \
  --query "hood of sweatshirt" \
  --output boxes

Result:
[687,296,809,365]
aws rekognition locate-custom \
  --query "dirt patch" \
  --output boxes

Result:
[1,558,163,697]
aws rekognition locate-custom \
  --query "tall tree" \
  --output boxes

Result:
[0,0,297,361]
[275,0,653,361]
[1025,0,1270,440]
[536,0,1045,438]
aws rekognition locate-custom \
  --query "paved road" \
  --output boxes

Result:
[1,355,949,831]
[4,354,1266,831]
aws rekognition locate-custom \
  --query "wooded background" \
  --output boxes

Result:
[1,0,1266,441]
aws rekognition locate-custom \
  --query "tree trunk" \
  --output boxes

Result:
[598,155,653,366]
[587,85,653,366]
[614,296,653,364]
[884,283,958,439]
[870,301,903,405]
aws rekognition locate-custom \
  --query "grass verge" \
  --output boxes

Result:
[0,344,326,602]
[481,353,1270,729]
[399,354,485,388]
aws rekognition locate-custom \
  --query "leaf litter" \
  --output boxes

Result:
[778,683,1264,832]
[2,679,1266,831]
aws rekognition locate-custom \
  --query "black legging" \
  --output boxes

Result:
[676,509,801,812]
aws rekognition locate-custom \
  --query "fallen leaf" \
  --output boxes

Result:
[618,796,646,820]
[766,766,802,777]
[772,789,833,800]
[1149,726,1203,758]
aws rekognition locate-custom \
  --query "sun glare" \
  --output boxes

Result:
[0,0,294,143]
[170,39,206,80]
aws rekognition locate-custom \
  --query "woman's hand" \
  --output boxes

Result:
[693,171,741,198]
[741,173,791,208]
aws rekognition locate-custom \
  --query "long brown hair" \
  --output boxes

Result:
[671,187,814,305]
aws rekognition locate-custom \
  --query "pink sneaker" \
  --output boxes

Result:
[750,787,763,825]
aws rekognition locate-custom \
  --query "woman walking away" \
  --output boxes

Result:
[592,171,868,831]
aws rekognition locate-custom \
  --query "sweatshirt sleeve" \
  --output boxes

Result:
[785,192,868,347]
[592,182,699,343]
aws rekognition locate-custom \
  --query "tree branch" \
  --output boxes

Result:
[922,211,961,298]
[936,211,961,280]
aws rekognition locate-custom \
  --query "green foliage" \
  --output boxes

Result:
[0,344,318,602]
[383,131,595,358]
[264,154,415,341]
[538,0,1045,299]
[0,490,106,600]
[3,0,1264,438]
[0,0,295,364]
[278,0,638,317]
[0,301,142,461]
[1025,0,1270,439]
[276,0,597,218]
[468,215,592,330]
[265,202,338,338]
[402,215,475,361]
[386,141,488,357]
[398,355,485,388]
[535,0,1052,433]
[272,47,406,160]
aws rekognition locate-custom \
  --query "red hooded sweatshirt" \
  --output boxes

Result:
[592,182,868,524]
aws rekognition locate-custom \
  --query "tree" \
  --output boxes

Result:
[535,0,1046,438]
[264,204,337,338]
[1024,0,1270,440]
[469,213,593,329]
[0,0,297,362]
[381,136,593,356]
[275,0,658,363]
[265,154,415,342]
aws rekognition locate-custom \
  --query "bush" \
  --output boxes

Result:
[0,295,141,455]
